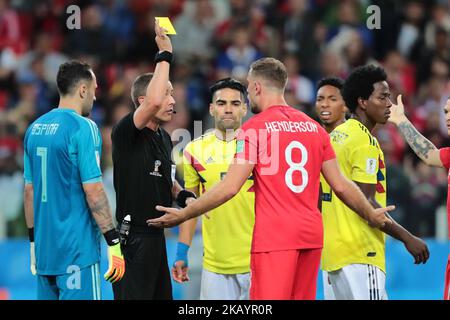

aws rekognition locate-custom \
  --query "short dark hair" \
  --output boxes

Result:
[249,57,287,90]
[131,73,154,108]
[342,65,387,113]
[209,78,247,102]
[317,77,344,92]
[56,60,93,96]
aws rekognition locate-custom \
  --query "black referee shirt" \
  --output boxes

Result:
[112,111,174,234]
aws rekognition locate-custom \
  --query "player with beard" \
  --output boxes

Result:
[174,78,255,300]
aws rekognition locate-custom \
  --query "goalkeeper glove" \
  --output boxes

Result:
[104,243,125,283]
[28,228,36,275]
[103,229,125,283]
[30,242,37,275]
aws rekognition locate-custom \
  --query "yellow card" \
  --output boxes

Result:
[155,17,177,35]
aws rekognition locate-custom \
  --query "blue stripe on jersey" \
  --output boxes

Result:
[24,108,102,275]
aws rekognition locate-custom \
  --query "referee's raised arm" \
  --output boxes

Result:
[133,19,173,130]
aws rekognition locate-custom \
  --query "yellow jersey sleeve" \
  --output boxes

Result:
[322,120,386,273]
[348,144,379,184]
[183,143,200,189]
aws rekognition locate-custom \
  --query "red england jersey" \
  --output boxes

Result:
[438,148,450,300]
[235,105,336,252]
[439,148,450,240]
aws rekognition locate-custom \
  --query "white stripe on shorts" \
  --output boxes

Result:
[91,265,97,300]
[95,263,101,300]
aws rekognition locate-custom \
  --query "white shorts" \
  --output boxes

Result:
[322,270,336,300]
[323,264,388,300]
[200,269,250,300]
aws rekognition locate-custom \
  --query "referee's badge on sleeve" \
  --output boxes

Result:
[366,158,377,174]
[171,164,176,182]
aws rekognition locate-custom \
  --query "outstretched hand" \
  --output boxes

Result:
[147,206,186,228]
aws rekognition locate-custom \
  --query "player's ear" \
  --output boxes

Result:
[79,84,87,99]
[242,103,248,117]
[209,103,214,116]
[358,97,367,110]
[255,81,261,95]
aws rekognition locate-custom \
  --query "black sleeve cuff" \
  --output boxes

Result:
[28,228,34,242]
[176,190,197,208]
[154,51,173,65]
[103,229,120,246]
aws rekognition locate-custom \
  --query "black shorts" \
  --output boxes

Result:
[112,233,172,300]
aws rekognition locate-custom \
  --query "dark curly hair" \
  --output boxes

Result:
[342,65,387,113]
[317,77,344,92]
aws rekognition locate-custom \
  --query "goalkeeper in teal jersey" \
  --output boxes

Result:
[23,61,125,300]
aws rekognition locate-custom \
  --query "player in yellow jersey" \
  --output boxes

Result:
[173,78,254,299]
[315,77,347,135]
[315,77,347,300]
[318,67,429,300]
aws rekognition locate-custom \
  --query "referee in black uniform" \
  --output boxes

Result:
[111,20,196,300]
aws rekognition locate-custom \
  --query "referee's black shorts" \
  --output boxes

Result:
[112,233,172,300]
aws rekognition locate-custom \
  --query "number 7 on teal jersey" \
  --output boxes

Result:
[36,147,48,202]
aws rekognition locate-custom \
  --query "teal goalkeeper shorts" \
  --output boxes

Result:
[37,263,101,300]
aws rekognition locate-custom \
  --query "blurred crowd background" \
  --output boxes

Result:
[1,0,449,239]
[0,0,450,299]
